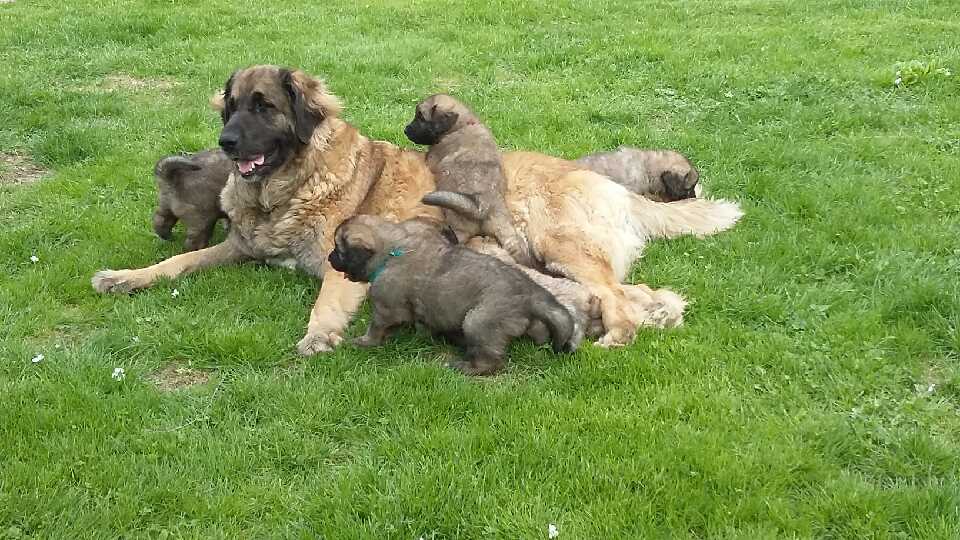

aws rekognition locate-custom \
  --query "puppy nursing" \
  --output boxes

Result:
[576,147,701,202]
[328,215,578,375]
[405,94,535,267]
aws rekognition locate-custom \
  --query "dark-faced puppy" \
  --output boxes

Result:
[329,215,578,375]
[575,147,701,202]
[217,67,340,181]
[405,94,535,267]
[152,148,232,251]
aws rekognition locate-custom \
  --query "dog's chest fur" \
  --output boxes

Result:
[219,120,383,276]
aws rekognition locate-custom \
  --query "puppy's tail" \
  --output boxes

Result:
[422,191,482,220]
[629,194,743,239]
[154,155,202,181]
[531,294,579,353]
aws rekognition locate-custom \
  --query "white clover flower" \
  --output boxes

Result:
[549,524,559,538]
[30,255,39,263]
[31,353,44,364]
[171,288,180,298]
[112,367,126,381]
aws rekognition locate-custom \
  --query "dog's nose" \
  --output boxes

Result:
[218,131,239,153]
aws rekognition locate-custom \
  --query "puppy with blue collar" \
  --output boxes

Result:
[328,215,579,375]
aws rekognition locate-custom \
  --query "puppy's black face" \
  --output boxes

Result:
[328,229,376,282]
[404,105,459,146]
[662,170,699,201]
[218,68,317,181]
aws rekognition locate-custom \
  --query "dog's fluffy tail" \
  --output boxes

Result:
[530,294,578,353]
[630,194,743,239]
[421,191,482,220]
[154,155,202,181]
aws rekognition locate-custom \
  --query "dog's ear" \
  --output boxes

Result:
[213,71,236,124]
[683,167,700,189]
[281,69,343,144]
[661,171,685,199]
[432,110,459,135]
[662,169,699,200]
[209,92,225,114]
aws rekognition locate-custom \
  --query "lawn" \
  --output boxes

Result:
[2,0,959,537]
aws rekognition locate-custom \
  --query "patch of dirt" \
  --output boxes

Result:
[0,152,48,185]
[71,74,178,94]
[149,363,212,391]
[102,74,177,92]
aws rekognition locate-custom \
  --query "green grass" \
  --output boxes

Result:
[2,0,959,537]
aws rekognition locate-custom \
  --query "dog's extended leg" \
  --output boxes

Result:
[92,237,248,294]
[536,232,665,347]
[297,262,370,356]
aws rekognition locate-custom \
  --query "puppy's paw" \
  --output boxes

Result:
[352,334,380,348]
[91,269,144,294]
[450,358,503,376]
[296,330,343,356]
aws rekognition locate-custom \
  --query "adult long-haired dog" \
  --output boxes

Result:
[329,215,577,375]
[92,65,742,354]
[152,149,232,251]
[575,147,701,202]
[405,94,534,266]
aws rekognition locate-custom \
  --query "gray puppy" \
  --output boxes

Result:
[328,215,577,376]
[404,94,535,267]
[152,149,232,251]
[575,147,701,202]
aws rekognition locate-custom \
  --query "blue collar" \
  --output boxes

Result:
[367,248,406,282]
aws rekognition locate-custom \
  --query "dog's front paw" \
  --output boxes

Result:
[91,269,144,294]
[596,326,633,348]
[296,329,344,356]
[650,289,686,328]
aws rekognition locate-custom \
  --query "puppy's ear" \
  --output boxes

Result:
[214,71,236,124]
[661,170,698,200]
[683,167,700,189]
[433,110,459,135]
[281,69,343,144]
[661,171,684,199]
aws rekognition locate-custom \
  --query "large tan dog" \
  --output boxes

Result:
[91,65,743,353]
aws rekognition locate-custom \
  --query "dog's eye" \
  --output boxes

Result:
[253,101,274,113]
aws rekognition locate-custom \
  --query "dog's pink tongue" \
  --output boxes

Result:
[237,160,255,174]
[236,154,264,175]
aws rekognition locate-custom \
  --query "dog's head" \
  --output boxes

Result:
[328,215,393,283]
[404,94,475,146]
[212,65,342,182]
[661,167,700,201]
